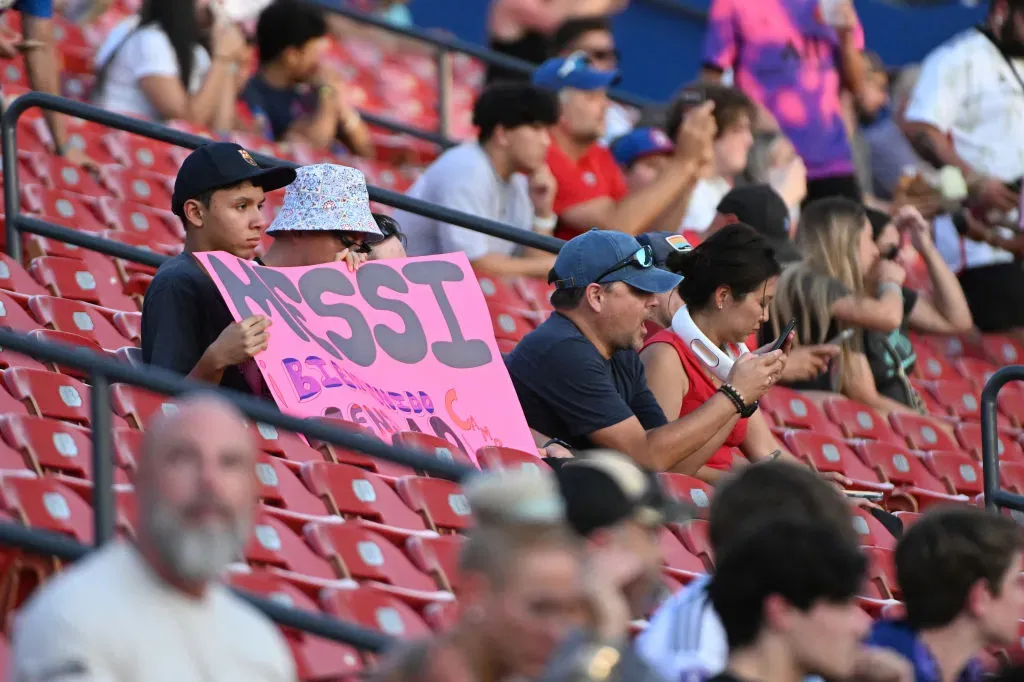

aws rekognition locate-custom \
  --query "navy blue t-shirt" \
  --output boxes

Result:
[240,74,317,141]
[506,312,668,450]
[867,619,983,682]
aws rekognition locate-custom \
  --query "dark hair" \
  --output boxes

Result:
[372,212,406,245]
[710,518,866,649]
[474,84,559,144]
[665,223,780,311]
[551,16,613,55]
[865,207,892,241]
[140,0,201,89]
[897,506,1023,630]
[708,460,859,555]
[665,83,756,141]
[256,0,328,66]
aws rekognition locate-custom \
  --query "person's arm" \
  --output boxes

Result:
[831,263,906,332]
[740,409,794,462]
[559,102,714,236]
[841,350,922,420]
[833,2,867,97]
[898,208,973,335]
[336,101,373,158]
[282,84,341,148]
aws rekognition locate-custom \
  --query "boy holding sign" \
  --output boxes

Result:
[141,142,295,393]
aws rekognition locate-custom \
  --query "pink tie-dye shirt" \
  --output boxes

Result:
[702,0,864,180]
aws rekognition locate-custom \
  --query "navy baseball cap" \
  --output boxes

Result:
[636,232,693,267]
[611,127,675,168]
[532,51,620,92]
[171,142,297,217]
[550,229,681,294]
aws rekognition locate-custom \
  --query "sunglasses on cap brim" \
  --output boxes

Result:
[592,244,655,285]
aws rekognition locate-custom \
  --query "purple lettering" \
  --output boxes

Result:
[282,358,321,401]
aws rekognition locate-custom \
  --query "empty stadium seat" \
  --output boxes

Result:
[29,254,136,312]
[304,521,450,609]
[475,445,548,473]
[28,329,105,379]
[1,414,94,482]
[0,253,47,296]
[660,527,708,581]
[922,450,985,497]
[110,384,178,429]
[487,305,535,344]
[850,507,897,551]
[405,534,463,592]
[888,413,960,451]
[396,476,472,534]
[245,512,336,594]
[319,585,432,643]
[251,422,324,469]
[926,380,981,421]
[474,272,530,310]
[3,367,91,424]
[101,166,174,209]
[309,418,414,480]
[674,519,713,569]
[28,294,132,350]
[850,440,968,511]
[823,397,900,443]
[392,431,474,469]
[955,422,1024,462]
[912,345,959,382]
[862,546,899,600]
[254,452,329,531]
[952,357,999,389]
[299,461,429,537]
[782,430,891,493]
[658,473,713,518]
[759,386,840,436]
[95,197,182,247]
[21,184,106,232]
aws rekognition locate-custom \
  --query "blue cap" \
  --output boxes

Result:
[611,127,675,168]
[552,230,682,294]
[636,231,693,267]
[532,52,620,92]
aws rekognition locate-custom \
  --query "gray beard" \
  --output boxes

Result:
[142,501,251,584]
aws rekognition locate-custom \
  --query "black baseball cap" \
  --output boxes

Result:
[636,231,693,268]
[171,142,297,218]
[555,450,694,537]
[716,184,801,264]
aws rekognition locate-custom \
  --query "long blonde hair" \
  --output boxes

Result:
[770,198,868,387]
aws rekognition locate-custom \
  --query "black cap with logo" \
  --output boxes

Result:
[716,184,801,264]
[171,142,297,218]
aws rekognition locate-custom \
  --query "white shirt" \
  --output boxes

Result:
[905,28,1024,270]
[395,143,538,261]
[681,176,732,233]
[93,18,211,121]
[11,542,296,682]
[602,102,636,146]
[636,575,728,682]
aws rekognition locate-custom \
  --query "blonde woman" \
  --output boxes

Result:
[764,197,922,419]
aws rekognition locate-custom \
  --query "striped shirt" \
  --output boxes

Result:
[637,576,727,682]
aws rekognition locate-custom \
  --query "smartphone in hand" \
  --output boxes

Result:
[825,328,856,346]
[770,318,797,352]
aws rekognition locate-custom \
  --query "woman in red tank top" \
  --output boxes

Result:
[639,224,795,484]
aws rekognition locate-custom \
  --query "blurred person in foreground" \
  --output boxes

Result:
[709,518,871,682]
[506,228,785,471]
[142,142,295,395]
[550,16,634,143]
[533,53,713,241]
[702,0,869,204]
[868,507,1024,682]
[255,164,383,270]
[374,469,590,682]
[395,82,560,278]
[664,84,756,233]
[902,0,1024,341]
[242,0,372,156]
[11,394,296,681]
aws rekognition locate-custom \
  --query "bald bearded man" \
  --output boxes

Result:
[11,394,296,682]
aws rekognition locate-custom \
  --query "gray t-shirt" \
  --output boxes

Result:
[396,143,536,260]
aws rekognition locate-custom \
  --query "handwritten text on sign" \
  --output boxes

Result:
[194,252,536,462]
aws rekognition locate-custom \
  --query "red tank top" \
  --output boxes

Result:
[643,329,748,470]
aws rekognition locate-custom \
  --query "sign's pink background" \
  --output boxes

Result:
[194,252,537,465]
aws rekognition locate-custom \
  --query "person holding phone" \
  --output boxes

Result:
[640,224,806,484]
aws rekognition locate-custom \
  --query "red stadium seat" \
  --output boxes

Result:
[391,431,475,469]
[309,418,414,480]
[759,386,840,437]
[922,450,985,497]
[0,290,41,334]
[396,476,472,533]
[2,368,91,424]
[993,461,1024,496]
[300,461,428,535]
[979,335,1024,366]
[823,397,900,443]
[27,329,105,380]
[28,295,132,350]
[474,272,531,310]
[955,422,1024,462]
[118,136,183,176]
[250,422,324,469]
[245,512,336,592]
[660,527,709,581]
[304,521,448,608]
[112,426,143,473]
[475,446,549,473]
[925,380,981,421]
[26,154,108,197]
[888,413,960,452]
[29,254,136,312]
[782,430,891,493]
[892,511,922,528]
[110,384,178,430]
[111,311,141,344]
[405,534,464,592]
[0,414,94,481]
[487,305,535,344]
[658,473,713,518]
[912,345,959,382]
[850,507,897,550]
[0,253,47,296]
[101,166,174,209]
[20,184,106,231]
[674,519,713,568]
[95,197,182,248]
[255,452,329,530]
[862,546,899,600]
[850,440,968,511]
[320,585,432,642]
[224,568,364,680]
[952,357,999,390]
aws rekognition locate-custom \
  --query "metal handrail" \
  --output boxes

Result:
[1,92,565,263]
[980,366,1024,512]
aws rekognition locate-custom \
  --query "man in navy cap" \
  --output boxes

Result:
[505,229,785,472]
[533,53,715,242]
[610,127,693,233]
[141,142,296,395]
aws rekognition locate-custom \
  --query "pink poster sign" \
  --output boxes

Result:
[193,251,537,465]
